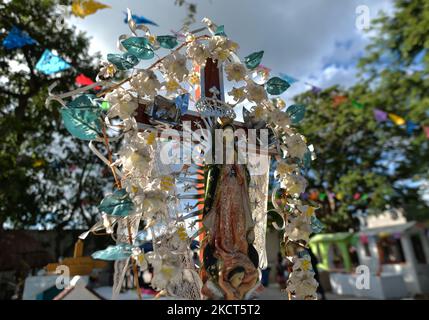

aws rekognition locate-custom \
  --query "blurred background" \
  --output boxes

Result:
[0,0,428,300]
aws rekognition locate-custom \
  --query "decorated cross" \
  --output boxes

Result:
[49,11,322,301]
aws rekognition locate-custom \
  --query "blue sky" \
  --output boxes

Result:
[70,0,395,103]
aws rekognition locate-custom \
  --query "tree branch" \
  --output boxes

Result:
[0,87,21,98]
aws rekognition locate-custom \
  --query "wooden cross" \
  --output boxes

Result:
[134,58,278,159]
[134,58,224,130]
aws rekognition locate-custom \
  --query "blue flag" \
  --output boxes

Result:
[2,26,37,50]
[406,120,418,135]
[35,49,71,75]
[123,12,158,26]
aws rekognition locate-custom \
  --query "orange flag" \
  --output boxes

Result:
[332,95,348,107]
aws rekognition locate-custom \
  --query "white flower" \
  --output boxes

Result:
[269,109,291,128]
[275,161,298,177]
[142,192,167,219]
[273,97,286,109]
[130,69,161,98]
[99,61,116,79]
[246,82,267,103]
[225,62,247,82]
[106,88,138,120]
[281,174,307,196]
[162,53,189,81]
[186,41,210,66]
[297,205,316,218]
[287,256,318,300]
[187,72,200,86]
[164,78,181,95]
[251,104,268,121]
[207,36,239,63]
[287,270,318,299]
[185,33,196,43]
[285,213,312,243]
[293,257,313,272]
[132,247,148,269]
[102,213,116,234]
[118,134,153,175]
[122,151,151,173]
[145,252,180,291]
[146,34,160,50]
[228,87,246,103]
[284,134,308,159]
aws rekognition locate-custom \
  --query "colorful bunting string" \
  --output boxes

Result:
[75,73,101,90]
[310,84,322,94]
[303,190,370,203]
[3,25,99,79]
[406,121,418,135]
[376,110,428,139]
[373,108,388,122]
[72,0,110,18]
[271,70,428,140]
[352,100,364,109]
[35,49,71,75]
[2,26,37,50]
[332,95,348,107]
[123,12,158,26]
[388,113,406,126]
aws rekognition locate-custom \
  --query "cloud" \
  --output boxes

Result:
[71,0,394,96]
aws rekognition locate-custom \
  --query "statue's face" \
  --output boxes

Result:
[230,271,245,288]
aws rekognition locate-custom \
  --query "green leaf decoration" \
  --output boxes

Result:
[67,94,99,109]
[156,35,178,49]
[60,95,102,140]
[107,52,139,70]
[244,51,264,70]
[121,37,154,60]
[92,244,133,261]
[286,104,306,124]
[214,25,227,37]
[303,151,312,169]
[352,100,364,109]
[100,101,110,111]
[311,215,324,234]
[266,77,290,95]
[98,189,134,216]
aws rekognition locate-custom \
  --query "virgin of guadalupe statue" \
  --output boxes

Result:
[200,123,260,300]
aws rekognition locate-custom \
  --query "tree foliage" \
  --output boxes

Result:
[0,0,109,229]
[295,0,429,232]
